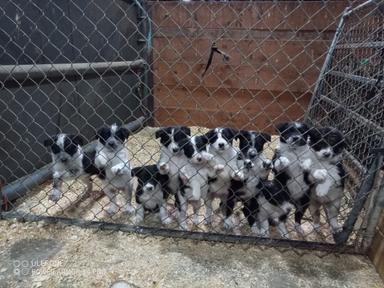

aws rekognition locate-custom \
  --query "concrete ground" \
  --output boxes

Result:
[0,220,383,288]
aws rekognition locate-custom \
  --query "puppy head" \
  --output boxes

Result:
[44,134,84,164]
[309,127,346,161]
[205,127,237,152]
[96,124,129,151]
[183,135,212,164]
[132,165,164,194]
[236,130,271,160]
[276,122,310,147]
[155,126,191,155]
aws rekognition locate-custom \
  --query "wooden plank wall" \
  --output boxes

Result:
[149,1,351,133]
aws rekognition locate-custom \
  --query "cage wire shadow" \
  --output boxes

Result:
[0,0,383,254]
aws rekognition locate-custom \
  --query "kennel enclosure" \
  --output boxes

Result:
[0,0,383,254]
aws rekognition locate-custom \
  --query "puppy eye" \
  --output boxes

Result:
[51,144,61,154]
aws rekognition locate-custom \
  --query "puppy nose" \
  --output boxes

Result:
[292,136,300,141]
[60,158,68,163]
[245,160,254,169]
[147,186,154,191]
[218,143,225,148]
[197,156,202,162]
[172,147,179,153]
[249,151,257,158]
[107,141,115,147]
[323,151,331,158]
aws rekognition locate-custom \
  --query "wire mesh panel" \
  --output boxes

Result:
[0,0,381,254]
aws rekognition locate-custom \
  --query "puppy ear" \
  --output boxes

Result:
[276,122,288,134]
[307,127,321,144]
[155,128,165,139]
[131,166,142,177]
[201,135,209,145]
[226,128,238,141]
[43,137,55,147]
[181,126,191,137]
[69,135,84,146]
[96,127,109,140]
[261,132,271,142]
[235,130,247,141]
[205,129,215,142]
[116,127,130,141]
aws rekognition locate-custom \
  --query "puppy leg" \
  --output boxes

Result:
[160,202,172,225]
[277,222,289,239]
[259,218,270,238]
[223,193,236,230]
[324,199,342,234]
[133,204,145,224]
[294,194,310,236]
[81,177,93,196]
[273,156,290,172]
[191,200,201,226]
[176,192,189,231]
[104,186,118,215]
[204,197,213,225]
[309,202,321,233]
[123,181,135,214]
[49,175,63,202]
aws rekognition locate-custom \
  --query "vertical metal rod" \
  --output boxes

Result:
[334,147,384,245]
[304,7,349,122]
[363,174,384,250]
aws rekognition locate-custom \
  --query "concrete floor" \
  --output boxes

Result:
[0,220,383,288]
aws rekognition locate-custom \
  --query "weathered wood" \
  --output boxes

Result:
[151,1,351,130]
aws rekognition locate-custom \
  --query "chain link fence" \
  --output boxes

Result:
[0,0,383,254]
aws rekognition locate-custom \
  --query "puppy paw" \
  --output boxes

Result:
[133,215,144,225]
[294,223,305,236]
[192,215,200,226]
[158,163,170,175]
[223,217,235,230]
[232,169,245,181]
[204,216,212,226]
[300,158,312,171]
[251,224,260,235]
[313,169,327,182]
[124,204,135,215]
[179,222,189,231]
[263,159,272,170]
[202,152,214,162]
[49,189,62,202]
[111,163,130,176]
[316,186,329,198]
[331,223,343,234]
[274,156,290,171]
[313,223,321,233]
[214,164,225,174]
[161,216,172,226]
[106,204,119,216]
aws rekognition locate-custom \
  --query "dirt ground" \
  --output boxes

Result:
[0,220,383,288]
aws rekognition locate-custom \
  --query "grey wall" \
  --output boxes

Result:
[0,0,150,182]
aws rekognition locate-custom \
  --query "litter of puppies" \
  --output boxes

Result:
[13,123,350,243]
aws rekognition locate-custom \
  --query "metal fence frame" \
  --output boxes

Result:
[0,0,383,254]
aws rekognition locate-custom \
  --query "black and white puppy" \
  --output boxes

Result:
[225,131,272,231]
[204,127,240,228]
[176,134,221,229]
[273,121,312,235]
[95,124,133,215]
[300,126,347,234]
[44,134,101,202]
[131,164,172,225]
[156,126,191,179]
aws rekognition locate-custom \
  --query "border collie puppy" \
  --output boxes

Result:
[204,127,240,228]
[95,124,133,215]
[251,176,293,239]
[155,126,191,192]
[224,130,272,231]
[44,134,101,202]
[300,127,347,234]
[131,164,172,225]
[176,134,221,229]
[273,121,312,235]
